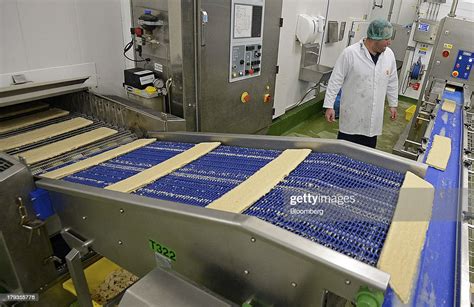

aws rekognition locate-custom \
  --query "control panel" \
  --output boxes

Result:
[452,50,473,80]
[229,0,265,82]
[231,44,262,80]
[413,19,439,45]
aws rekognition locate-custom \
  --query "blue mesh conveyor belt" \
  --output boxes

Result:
[61,141,405,266]
[62,141,195,188]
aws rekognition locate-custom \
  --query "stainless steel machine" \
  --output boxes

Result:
[1,76,435,306]
[392,16,473,306]
[128,0,282,134]
[394,17,474,160]
[0,78,185,305]
[36,133,427,307]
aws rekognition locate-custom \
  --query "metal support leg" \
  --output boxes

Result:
[65,248,93,307]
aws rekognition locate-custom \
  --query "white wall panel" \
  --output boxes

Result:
[0,0,126,95]
[15,0,82,69]
[274,0,372,118]
[0,0,30,73]
[73,0,126,95]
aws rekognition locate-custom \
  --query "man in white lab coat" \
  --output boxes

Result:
[323,19,398,149]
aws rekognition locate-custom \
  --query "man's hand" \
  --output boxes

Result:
[325,108,336,123]
[390,107,397,120]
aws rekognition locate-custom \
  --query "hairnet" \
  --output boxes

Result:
[367,19,393,40]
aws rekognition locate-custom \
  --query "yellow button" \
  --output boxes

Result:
[145,86,157,94]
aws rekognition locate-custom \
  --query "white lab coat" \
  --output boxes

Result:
[323,39,398,137]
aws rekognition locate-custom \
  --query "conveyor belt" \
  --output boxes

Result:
[0,113,77,138]
[30,129,136,175]
[6,121,111,155]
[63,142,196,188]
[244,153,403,266]
[59,142,404,266]
[0,108,137,174]
[382,89,463,306]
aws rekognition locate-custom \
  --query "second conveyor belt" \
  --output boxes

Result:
[42,141,405,267]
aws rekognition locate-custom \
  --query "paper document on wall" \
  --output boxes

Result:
[234,5,252,38]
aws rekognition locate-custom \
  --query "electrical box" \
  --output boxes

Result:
[130,0,282,133]
[413,19,439,45]
[428,18,474,87]
[124,68,155,90]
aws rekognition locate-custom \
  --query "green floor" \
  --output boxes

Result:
[275,98,415,153]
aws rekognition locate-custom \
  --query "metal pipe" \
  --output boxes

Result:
[435,3,441,20]
[194,0,200,131]
[449,0,459,17]
[387,0,395,22]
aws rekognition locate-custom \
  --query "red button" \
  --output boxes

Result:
[249,69,254,75]
[134,28,143,37]
[452,71,459,77]
[442,50,450,58]
[241,92,250,103]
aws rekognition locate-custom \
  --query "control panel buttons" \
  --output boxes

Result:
[452,50,473,81]
[442,50,450,58]
[241,92,250,103]
[230,44,262,82]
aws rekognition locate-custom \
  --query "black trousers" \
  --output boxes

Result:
[337,132,377,149]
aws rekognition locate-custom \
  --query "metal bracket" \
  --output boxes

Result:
[372,0,384,9]
[66,248,93,307]
[61,227,93,256]
[62,229,94,307]
[16,197,46,245]
[201,10,208,47]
